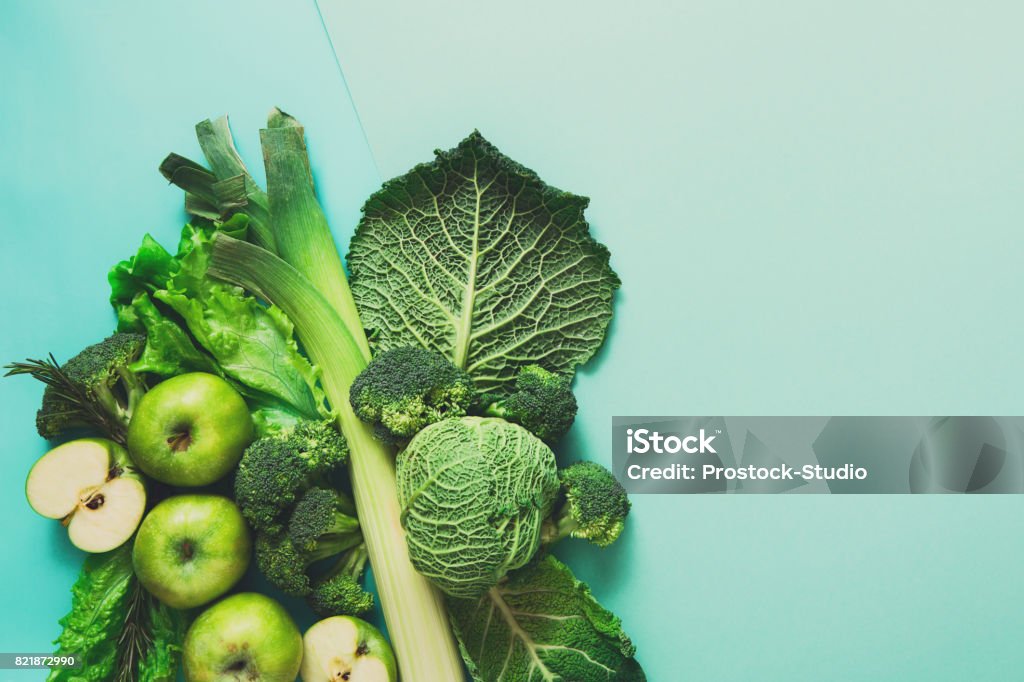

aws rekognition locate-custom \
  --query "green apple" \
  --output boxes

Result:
[25,438,146,553]
[127,372,253,486]
[133,495,250,609]
[184,592,303,682]
[301,616,397,682]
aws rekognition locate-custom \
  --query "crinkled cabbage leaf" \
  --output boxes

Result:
[448,555,646,682]
[348,132,620,394]
[397,417,559,598]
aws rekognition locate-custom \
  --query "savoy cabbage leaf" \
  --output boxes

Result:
[448,554,645,681]
[348,132,620,394]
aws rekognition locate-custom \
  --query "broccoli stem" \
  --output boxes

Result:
[541,511,578,546]
[481,400,508,419]
[92,383,126,425]
[93,368,147,437]
[343,542,369,576]
[116,365,147,417]
[305,515,363,564]
[328,542,369,581]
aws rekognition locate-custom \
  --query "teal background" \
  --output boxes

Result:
[2,1,1023,680]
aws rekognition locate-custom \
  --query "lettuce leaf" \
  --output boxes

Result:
[448,555,645,682]
[109,216,329,432]
[136,598,188,682]
[48,546,134,682]
[47,546,189,682]
[347,132,620,394]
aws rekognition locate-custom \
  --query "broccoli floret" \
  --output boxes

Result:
[288,487,362,558]
[234,420,349,534]
[255,488,367,607]
[307,543,374,617]
[255,532,313,596]
[482,365,577,443]
[6,333,147,442]
[350,346,475,442]
[543,461,631,547]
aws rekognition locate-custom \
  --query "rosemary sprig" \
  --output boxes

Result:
[116,579,154,682]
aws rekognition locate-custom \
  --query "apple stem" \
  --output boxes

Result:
[166,430,192,453]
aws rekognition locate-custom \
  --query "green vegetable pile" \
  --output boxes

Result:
[7,111,642,681]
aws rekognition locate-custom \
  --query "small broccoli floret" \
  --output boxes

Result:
[482,365,577,443]
[288,487,362,559]
[6,333,147,442]
[350,346,475,442]
[255,532,312,596]
[543,461,631,547]
[288,420,350,472]
[234,420,349,534]
[307,543,374,617]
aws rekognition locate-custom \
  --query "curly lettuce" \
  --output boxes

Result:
[109,215,328,433]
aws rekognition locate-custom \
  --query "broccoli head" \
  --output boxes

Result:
[543,461,631,547]
[255,532,312,596]
[6,333,147,442]
[307,543,374,617]
[254,488,368,609]
[350,346,475,442]
[288,487,362,559]
[482,365,577,443]
[234,420,349,534]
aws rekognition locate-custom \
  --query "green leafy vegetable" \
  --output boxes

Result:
[47,544,188,682]
[348,131,620,394]
[396,417,560,598]
[109,217,328,433]
[158,223,325,419]
[135,596,188,682]
[48,546,134,682]
[448,555,645,682]
[160,116,275,253]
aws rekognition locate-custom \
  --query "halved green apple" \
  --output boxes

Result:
[301,616,397,682]
[26,438,146,553]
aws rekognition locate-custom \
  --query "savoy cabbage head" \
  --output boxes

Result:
[396,416,559,598]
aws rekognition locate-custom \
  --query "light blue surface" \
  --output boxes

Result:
[2,1,1023,681]
[321,2,1024,680]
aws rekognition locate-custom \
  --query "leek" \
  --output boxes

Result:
[207,110,463,681]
